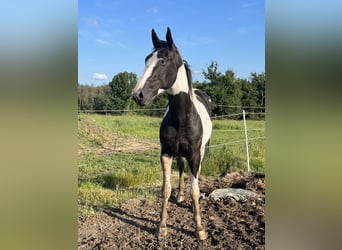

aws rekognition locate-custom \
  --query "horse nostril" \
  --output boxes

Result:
[138,92,144,99]
[132,90,144,104]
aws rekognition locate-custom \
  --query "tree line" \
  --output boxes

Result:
[78,61,265,119]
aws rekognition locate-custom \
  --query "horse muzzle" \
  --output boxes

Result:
[132,89,147,106]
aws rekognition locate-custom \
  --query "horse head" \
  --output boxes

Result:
[132,27,183,106]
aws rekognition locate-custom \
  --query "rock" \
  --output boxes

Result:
[208,188,264,202]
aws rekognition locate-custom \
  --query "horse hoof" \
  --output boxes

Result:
[196,229,207,241]
[176,195,184,203]
[156,226,168,238]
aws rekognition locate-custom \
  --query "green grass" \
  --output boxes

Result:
[78,182,160,217]
[78,113,265,216]
[78,151,160,184]
[202,119,265,175]
[90,114,160,139]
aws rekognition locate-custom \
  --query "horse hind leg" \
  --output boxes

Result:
[176,157,185,203]
[189,153,207,241]
[157,154,172,238]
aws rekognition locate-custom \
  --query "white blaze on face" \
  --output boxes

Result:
[133,51,159,93]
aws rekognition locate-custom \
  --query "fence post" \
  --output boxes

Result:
[243,110,250,172]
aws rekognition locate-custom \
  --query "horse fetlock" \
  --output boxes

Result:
[156,225,168,238]
[176,193,185,203]
[196,228,207,241]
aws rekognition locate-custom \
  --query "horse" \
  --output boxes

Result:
[132,27,212,241]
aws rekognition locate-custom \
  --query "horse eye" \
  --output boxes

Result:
[160,58,167,65]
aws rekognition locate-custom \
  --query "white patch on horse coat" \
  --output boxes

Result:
[190,173,199,195]
[161,64,189,121]
[167,64,189,95]
[192,90,212,150]
[157,89,166,95]
[133,52,159,93]
[164,65,212,155]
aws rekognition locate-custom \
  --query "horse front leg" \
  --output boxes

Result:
[157,154,172,238]
[190,173,207,240]
[189,151,207,241]
[176,157,185,203]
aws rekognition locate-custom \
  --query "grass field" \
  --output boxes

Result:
[78,113,265,216]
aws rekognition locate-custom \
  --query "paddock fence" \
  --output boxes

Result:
[78,105,265,172]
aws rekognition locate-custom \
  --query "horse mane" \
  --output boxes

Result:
[183,60,193,94]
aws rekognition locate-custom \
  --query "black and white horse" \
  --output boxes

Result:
[132,27,212,240]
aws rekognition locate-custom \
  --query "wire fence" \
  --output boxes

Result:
[78,108,166,113]
[78,107,265,171]
[77,105,265,114]
[212,104,265,109]
[207,137,265,149]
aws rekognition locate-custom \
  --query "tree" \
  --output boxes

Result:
[203,61,221,83]
[241,78,258,107]
[250,72,265,107]
[77,64,265,119]
[93,85,113,110]
[109,72,138,112]
[240,78,259,118]
[223,69,242,111]
[78,84,98,110]
[202,63,242,117]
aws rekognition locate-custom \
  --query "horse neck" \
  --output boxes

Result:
[167,64,192,96]
[166,64,195,123]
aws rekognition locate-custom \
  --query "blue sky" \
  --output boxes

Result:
[78,0,264,85]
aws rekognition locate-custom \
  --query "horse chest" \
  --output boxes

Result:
[160,116,202,157]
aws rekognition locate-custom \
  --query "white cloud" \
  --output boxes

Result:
[116,42,128,49]
[90,17,99,27]
[82,17,100,28]
[241,2,258,9]
[146,7,159,14]
[179,36,214,47]
[93,73,108,80]
[95,38,112,46]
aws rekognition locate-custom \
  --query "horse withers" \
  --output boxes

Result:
[132,27,212,241]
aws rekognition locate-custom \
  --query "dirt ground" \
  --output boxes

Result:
[78,171,265,249]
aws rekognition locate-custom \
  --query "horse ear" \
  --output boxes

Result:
[166,27,174,48]
[152,29,161,48]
